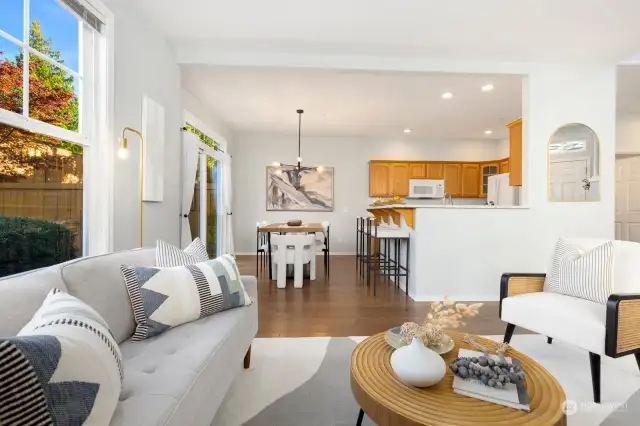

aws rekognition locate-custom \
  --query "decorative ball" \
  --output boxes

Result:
[448,355,525,388]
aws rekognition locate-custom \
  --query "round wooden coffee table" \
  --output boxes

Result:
[350,331,566,426]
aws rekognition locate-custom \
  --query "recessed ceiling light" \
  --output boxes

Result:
[404,128,412,133]
[484,130,493,135]
[441,92,453,99]
[482,84,494,92]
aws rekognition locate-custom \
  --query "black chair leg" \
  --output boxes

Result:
[503,323,516,344]
[635,353,640,373]
[356,409,364,426]
[589,352,601,403]
[547,337,553,344]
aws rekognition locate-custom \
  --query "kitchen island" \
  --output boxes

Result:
[367,204,534,301]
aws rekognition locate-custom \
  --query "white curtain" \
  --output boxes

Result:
[181,132,200,248]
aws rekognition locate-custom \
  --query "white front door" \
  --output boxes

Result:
[615,155,640,242]
[549,159,588,201]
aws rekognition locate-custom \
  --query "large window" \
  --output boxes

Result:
[0,0,113,273]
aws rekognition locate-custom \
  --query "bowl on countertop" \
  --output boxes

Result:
[287,219,303,226]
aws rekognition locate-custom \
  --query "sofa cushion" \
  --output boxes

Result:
[109,276,258,426]
[60,249,156,344]
[156,238,209,267]
[1,289,122,426]
[121,255,251,341]
[501,292,606,355]
[0,266,68,337]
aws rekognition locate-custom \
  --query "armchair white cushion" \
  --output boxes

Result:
[501,292,607,354]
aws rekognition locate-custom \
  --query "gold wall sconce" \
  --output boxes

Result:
[118,127,145,247]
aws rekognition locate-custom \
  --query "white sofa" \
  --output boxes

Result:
[0,248,258,426]
[500,238,640,403]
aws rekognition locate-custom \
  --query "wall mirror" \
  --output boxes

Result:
[548,123,600,202]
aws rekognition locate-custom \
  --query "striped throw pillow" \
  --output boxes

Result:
[120,255,251,341]
[544,237,614,304]
[156,238,209,267]
[1,289,122,425]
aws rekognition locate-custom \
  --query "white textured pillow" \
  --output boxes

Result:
[121,254,251,341]
[156,237,209,267]
[0,289,122,425]
[544,237,614,304]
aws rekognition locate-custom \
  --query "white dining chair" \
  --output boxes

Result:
[271,234,316,289]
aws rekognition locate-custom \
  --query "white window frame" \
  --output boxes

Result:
[0,0,115,255]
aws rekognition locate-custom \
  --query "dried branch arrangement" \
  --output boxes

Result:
[399,298,483,347]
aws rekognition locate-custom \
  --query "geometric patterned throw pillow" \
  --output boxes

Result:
[155,237,209,267]
[0,289,123,425]
[121,254,252,341]
[543,237,614,304]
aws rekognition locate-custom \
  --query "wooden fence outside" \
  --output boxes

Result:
[0,183,83,254]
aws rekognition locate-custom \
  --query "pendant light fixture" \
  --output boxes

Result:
[272,110,323,179]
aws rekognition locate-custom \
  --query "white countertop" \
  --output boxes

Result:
[368,204,529,209]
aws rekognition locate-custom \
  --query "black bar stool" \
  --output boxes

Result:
[363,217,410,297]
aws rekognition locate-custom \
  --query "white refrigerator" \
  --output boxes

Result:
[487,173,518,206]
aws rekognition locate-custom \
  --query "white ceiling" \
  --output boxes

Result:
[132,0,640,63]
[181,66,523,140]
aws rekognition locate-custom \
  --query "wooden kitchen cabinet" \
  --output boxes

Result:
[426,163,444,179]
[480,163,499,197]
[389,163,410,196]
[461,163,481,197]
[409,163,427,179]
[500,159,510,174]
[369,162,390,196]
[443,163,462,196]
[508,118,522,186]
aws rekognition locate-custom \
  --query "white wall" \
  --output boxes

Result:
[496,138,510,159]
[181,89,236,149]
[233,134,501,253]
[108,1,183,250]
[617,114,640,154]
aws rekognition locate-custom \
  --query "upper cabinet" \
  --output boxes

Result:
[369,162,390,196]
[480,163,499,197]
[369,157,512,199]
[426,163,444,179]
[500,159,510,174]
[508,118,523,186]
[409,163,427,179]
[461,163,480,197]
[368,162,409,197]
[443,164,462,196]
[390,163,410,196]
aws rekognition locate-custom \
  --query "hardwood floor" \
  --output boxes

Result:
[236,255,524,338]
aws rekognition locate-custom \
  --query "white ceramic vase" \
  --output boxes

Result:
[390,337,446,388]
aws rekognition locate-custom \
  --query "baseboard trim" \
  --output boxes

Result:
[235,252,356,256]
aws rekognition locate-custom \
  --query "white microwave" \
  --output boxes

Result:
[408,179,445,199]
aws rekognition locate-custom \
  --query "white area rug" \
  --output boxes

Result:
[213,335,640,426]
